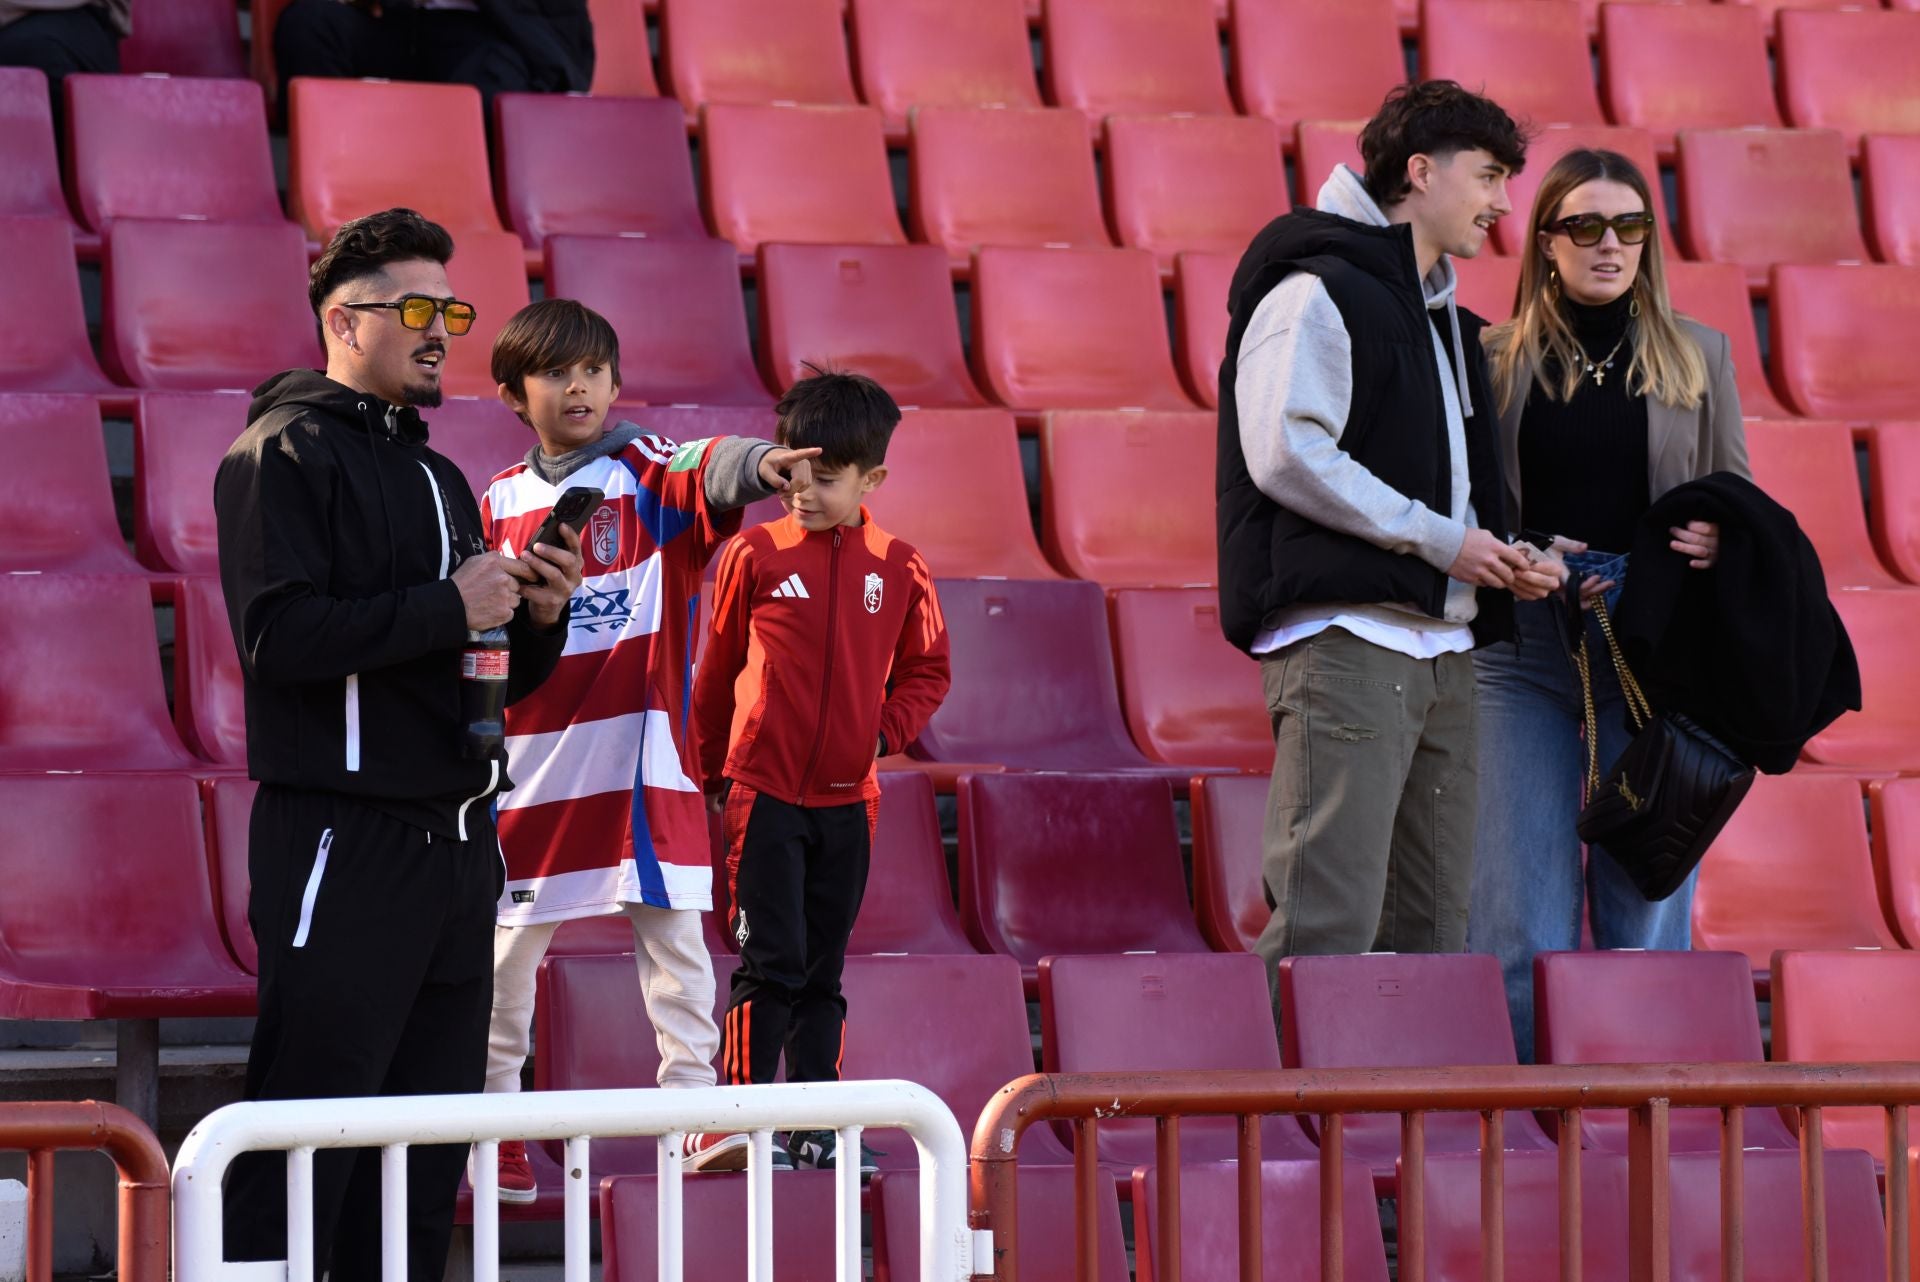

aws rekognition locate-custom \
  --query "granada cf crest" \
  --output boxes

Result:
[588,504,618,569]
[863,572,884,614]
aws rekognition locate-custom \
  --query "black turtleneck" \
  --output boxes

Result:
[1517,292,1649,553]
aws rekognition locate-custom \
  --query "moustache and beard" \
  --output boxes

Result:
[400,340,447,409]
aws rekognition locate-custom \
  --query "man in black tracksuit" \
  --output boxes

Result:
[215,209,582,1280]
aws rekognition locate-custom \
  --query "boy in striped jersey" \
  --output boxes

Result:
[693,367,951,1171]
[475,300,819,1195]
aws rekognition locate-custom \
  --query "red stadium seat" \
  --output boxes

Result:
[618,405,775,445]
[916,579,1219,782]
[1044,0,1232,122]
[102,218,319,391]
[839,954,1076,1166]
[1662,259,1795,419]
[601,1171,840,1281]
[908,106,1109,267]
[0,393,145,575]
[249,0,292,110]
[1725,0,1877,34]
[1109,589,1271,771]
[420,396,538,499]
[174,576,246,769]
[66,74,280,232]
[438,229,532,401]
[1042,953,1318,1166]
[1231,0,1404,141]
[971,246,1198,417]
[1693,774,1901,978]
[1869,423,1920,584]
[756,242,983,406]
[1452,254,1522,325]
[1293,121,1365,207]
[1279,954,1553,1185]
[1864,134,1920,269]
[585,0,660,97]
[1420,0,1603,130]
[494,95,702,252]
[957,772,1212,987]
[1745,420,1904,589]
[132,390,249,575]
[1490,125,1669,258]
[1414,1150,1629,1282]
[1778,9,1920,153]
[702,104,904,255]
[1174,250,1236,409]
[1534,950,1796,1152]
[287,78,503,241]
[1669,1147,1887,1282]
[0,574,199,771]
[1041,409,1216,587]
[874,1166,1127,1282]
[202,774,258,974]
[0,773,256,1020]
[0,216,116,394]
[1104,114,1287,271]
[1804,590,1920,773]
[1772,264,1920,422]
[1134,1160,1390,1282]
[535,951,741,1174]
[1678,129,1867,290]
[850,0,1041,139]
[844,772,974,955]
[860,407,1059,580]
[1599,4,1780,160]
[1771,949,1920,1166]
[120,0,245,78]
[546,235,769,407]
[660,0,857,114]
[0,68,72,221]
[1189,773,1268,954]
[1871,778,1920,947]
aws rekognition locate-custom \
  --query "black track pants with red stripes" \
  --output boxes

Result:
[720,784,876,1085]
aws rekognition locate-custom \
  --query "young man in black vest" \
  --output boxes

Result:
[1216,82,1565,992]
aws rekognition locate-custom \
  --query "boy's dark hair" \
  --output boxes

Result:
[774,363,901,471]
[1358,80,1528,208]
[308,207,455,315]
[490,299,623,416]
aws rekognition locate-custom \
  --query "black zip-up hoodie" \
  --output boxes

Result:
[215,370,568,838]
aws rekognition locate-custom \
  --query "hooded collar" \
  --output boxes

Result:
[1315,165,1475,418]
[248,369,431,446]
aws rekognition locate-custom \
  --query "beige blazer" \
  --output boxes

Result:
[1495,317,1751,527]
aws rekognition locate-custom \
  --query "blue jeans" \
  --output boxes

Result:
[1468,597,1698,1061]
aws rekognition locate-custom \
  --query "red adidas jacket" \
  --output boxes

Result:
[693,509,951,807]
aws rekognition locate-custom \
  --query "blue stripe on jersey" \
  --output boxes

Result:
[620,455,700,551]
[629,724,672,909]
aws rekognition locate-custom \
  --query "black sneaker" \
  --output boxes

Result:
[784,1129,882,1174]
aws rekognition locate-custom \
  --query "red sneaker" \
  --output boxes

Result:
[496,1140,537,1204]
[681,1132,753,1173]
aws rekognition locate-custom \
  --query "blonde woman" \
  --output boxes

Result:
[1469,149,1749,1055]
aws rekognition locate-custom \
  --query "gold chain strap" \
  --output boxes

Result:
[1577,598,1656,798]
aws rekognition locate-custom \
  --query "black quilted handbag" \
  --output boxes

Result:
[1573,600,1756,901]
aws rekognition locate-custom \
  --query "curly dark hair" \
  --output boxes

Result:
[1358,80,1529,208]
[308,207,455,315]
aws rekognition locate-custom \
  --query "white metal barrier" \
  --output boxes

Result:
[172,1081,980,1282]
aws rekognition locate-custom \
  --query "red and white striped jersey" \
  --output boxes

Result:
[481,434,741,923]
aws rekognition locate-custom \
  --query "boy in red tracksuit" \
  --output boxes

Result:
[692,366,951,1171]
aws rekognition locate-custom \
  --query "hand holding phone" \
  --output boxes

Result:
[527,486,604,554]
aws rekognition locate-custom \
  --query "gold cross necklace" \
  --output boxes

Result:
[1580,331,1631,386]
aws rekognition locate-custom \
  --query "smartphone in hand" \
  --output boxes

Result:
[526,486,604,555]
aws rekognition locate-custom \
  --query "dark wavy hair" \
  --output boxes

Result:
[1359,80,1529,209]
[774,363,901,471]
[308,207,455,314]
[491,298,623,410]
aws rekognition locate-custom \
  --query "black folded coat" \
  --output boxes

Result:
[1610,471,1861,775]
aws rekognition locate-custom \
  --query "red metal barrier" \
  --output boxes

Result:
[968,1064,1920,1282]
[0,1100,169,1282]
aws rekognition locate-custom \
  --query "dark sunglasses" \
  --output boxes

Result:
[343,294,477,335]
[1545,212,1656,247]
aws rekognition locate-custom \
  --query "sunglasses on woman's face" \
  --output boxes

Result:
[343,294,477,335]
[1546,212,1656,247]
